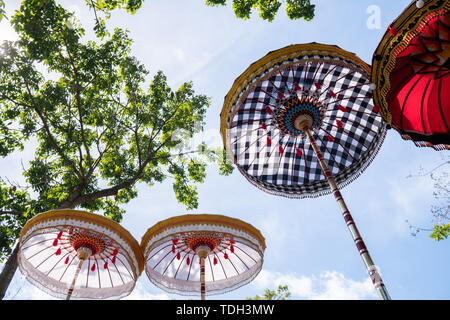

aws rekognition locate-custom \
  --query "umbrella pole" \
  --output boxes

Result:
[66,250,90,300]
[200,257,206,300]
[303,126,391,300]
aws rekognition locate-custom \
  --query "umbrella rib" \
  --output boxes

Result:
[260,133,284,177]
[268,77,284,95]
[162,252,179,276]
[96,259,101,289]
[437,79,449,132]
[174,251,189,279]
[231,248,250,270]
[226,253,240,276]
[26,244,54,262]
[207,254,215,283]
[58,254,76,282]
[85,259,90,288]
[248,131,281,173]
[186,253,195,281]
[104,257,114,287]
[258,87,278,100]
[319,68,357,95]
[290,136,298,186]
[151,248,173,269]
[21,238,54,251]
[147,243,172,261]
[215,252,228,280]
[111,256,126,284]
[231,126,268,146]
[315,131,345,172]
[321,127,356,162]
[233,244,258,263]
[316,64,340,94]
[235,127,271,157]
[301,143,310,184]
[46,251,70,276]
[229,118,269,129]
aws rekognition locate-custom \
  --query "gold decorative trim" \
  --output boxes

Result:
[371,0,449,125]
[20,209,144,273]
[140,214,266,252]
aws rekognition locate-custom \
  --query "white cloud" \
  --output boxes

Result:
[253,269,377,300]
[123,281,169,300]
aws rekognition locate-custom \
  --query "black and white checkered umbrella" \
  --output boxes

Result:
[220,43,391,300]
[221,43,386,199]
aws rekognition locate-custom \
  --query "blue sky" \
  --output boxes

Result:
[1,0,449,300]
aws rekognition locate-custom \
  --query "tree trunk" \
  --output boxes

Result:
[0,243,19,300]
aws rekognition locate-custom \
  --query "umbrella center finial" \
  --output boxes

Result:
[276,95,323,135]
[195,245,211,259]
[69,231,106,257]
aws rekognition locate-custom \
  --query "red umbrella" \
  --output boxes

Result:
[372,0,449,150]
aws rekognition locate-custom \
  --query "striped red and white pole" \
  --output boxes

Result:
[304,126,391,300]
[66,248,91,300]
[196,245,209,300]
[200,257,206,300]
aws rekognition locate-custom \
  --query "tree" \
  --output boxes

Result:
[406,157,449,242]
[86,0,316,26]
[0,0,232,299]
[246,285,291,300]
[206,0,315,22]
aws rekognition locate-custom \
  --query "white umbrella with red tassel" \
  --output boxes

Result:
[140,214,266,300]
[18,209,144,300]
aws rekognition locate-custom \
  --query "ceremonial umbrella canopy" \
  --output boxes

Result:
[372,0,449,150]
[140,214,265,300]
[220,43,390,299]
[18,209,144,300]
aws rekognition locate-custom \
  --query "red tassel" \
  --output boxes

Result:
[104,261,108,269]
[296,148,302,157]
[91,264,96,272]
[57,231,63,240]
[337,120,343,130]
[267,136,272,146]
[329,90,336,98]
[224,252,229,259]
[53,238,58,246]
[277,92,285,100]
[315,82,321,90]
[338,104,348,112]
[230,244,234,253]
[389,26,397,36]
[177,252,181,260]
[265,106,273,115]
[113,248,118,256]
[213,257,218,265]
[261,122,267,130]
[294,83,301,91]
[186,257,190,265]
[68,228,73,235]
[278,145,284,154]
[373,105,379,113]
[55,248,61,255]
[172,245,175,253]
[112,256,116,264]
[65,256,70,264]
[172,238,178,245]
[327,135,335,142]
